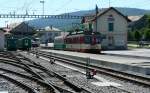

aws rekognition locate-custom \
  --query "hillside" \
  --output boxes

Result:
[130,15,148,30]
[27,7,150,30]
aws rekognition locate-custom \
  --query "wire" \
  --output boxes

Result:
[52,0,73,13]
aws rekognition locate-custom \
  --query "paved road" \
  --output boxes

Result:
[102,49,150,58]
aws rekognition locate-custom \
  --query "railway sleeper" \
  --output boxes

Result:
[0,74,38,93]
[19,53,84,92]
[0,67,59,93]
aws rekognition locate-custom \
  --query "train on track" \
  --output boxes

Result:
[6,38,18,51]
[6,37,37,51]
[17,37,32,51]
[54,30,103,53]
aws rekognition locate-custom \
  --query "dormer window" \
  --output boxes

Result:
[109,15,113,17]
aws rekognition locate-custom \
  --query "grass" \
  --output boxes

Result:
[128,43,150,49]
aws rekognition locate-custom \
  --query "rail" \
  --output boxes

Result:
[0,52,59,93]
[0,74,38,93]
[20,51,92,93]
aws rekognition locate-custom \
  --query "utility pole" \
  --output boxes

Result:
[27,22,29,35]
[95,5,99,32]
[40,0,45,15]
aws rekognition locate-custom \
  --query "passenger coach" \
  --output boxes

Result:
[54,36,66,50]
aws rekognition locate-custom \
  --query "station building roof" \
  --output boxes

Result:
[85,7,131,23]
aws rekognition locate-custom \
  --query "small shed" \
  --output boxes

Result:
[0,28,5,51]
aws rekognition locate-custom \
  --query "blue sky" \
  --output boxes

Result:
[0,0,150,27]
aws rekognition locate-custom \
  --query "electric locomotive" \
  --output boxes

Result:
[65,30,102,53]
[17,37,32,51]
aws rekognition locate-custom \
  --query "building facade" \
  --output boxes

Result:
[37,26,62,43]
[6,22,36,38]
[90,7,131,50]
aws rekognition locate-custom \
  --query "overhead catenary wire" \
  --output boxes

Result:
[52,0,73,13]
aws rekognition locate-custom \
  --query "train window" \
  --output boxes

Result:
[75,37,78,43]
[66,38,69,43]
[96,36,101,43]
[68,38,70,43]
[67,38,70,43]
[70,38,72,43]
[25,40,28,46]
[84,36,91,44]
[92,37,96,44]
[65,38,68,43]
[65,39,67,43]
[80,37,84,43]
[75,37,79,43]
[76,37,79,43]
[73,37,76,43]
[72,37,76,43]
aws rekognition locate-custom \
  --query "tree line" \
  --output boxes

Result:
[128,29,150,41]
[128,14,150,42]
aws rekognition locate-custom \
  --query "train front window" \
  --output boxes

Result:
[96,36,101,43]
[25,40,28,46]
[84,36,91,44]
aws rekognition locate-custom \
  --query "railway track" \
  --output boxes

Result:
[29,50,150,93]
[20,51,129,93]
[0,51,92,93]
[15,52,92,93]
[0,73,38,93]
[0,51,59,93]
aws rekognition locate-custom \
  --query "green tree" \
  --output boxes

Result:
[128,31,134,41]
[144,29,150,41]
[134,31,141,42]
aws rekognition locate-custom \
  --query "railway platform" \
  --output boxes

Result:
[40,49,150,75]
[102,49,150,59]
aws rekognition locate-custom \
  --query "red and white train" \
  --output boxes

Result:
[64,31,102,53]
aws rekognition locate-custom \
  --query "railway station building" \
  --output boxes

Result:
[86,7,131,50]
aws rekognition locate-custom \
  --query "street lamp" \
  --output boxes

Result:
[40,0,45,15]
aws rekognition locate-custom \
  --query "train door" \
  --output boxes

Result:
[25,39,29,46]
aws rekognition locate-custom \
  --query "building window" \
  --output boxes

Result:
[55,33,59,36]
[48,33,52,36]
[108,23,114,32]
[108,14,115,21]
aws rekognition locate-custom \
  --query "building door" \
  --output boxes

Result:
[108,36,114,49]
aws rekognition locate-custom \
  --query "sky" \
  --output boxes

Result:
[0,0,150,27]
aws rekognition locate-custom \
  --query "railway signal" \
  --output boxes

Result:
[86,57,93,79]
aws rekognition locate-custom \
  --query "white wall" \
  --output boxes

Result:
[40,31,61,43]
